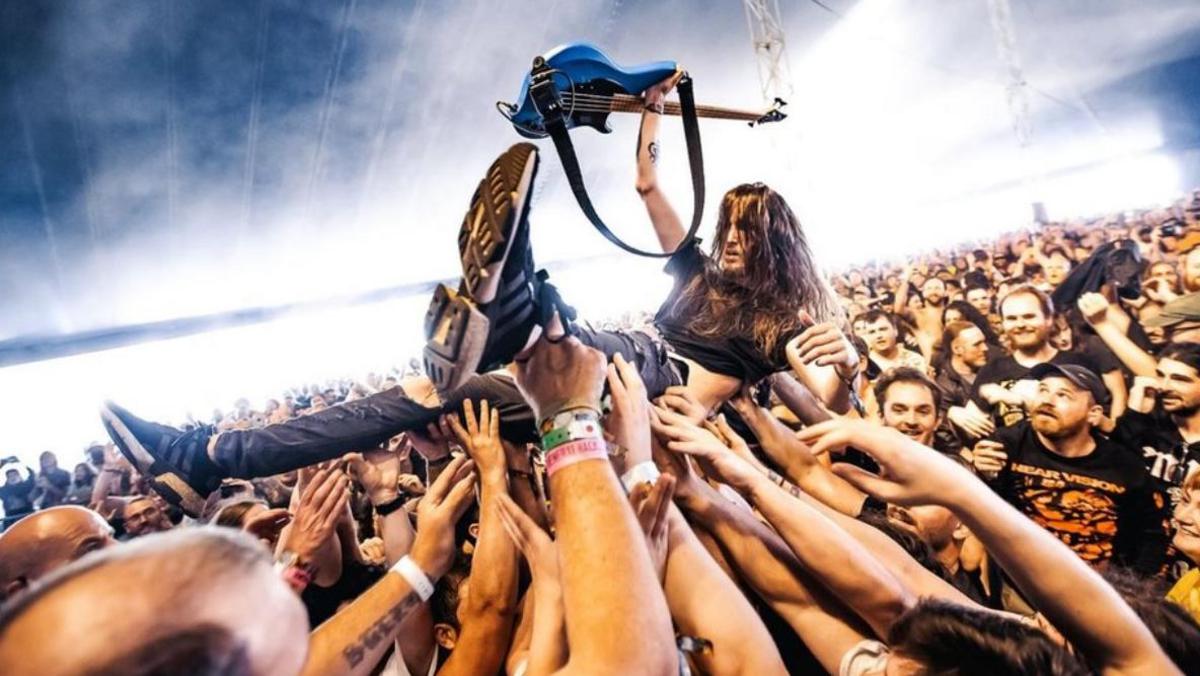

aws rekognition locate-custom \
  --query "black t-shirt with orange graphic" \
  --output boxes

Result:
[988,421,1170,574]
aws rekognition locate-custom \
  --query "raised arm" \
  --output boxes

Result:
[303,457,478,676]
[663,448,871,674]
[347,445,437,676]
[636,74,686,252]
[1078,293,1158,378]
[439,401,521,676]
[653,412,914,639]
[802,420,1180,676]
[515,340,676,675]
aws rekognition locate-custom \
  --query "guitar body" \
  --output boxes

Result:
[504,43,677,139]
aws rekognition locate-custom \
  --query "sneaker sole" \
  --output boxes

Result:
[100,404,208,517]
[458,143,538,304]
[422,284,490,393]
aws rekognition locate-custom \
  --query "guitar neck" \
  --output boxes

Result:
[603,93,765,122]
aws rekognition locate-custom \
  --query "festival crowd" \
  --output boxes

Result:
[3,78,1200,675]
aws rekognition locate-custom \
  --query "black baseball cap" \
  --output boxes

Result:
[1030,363,1109,406]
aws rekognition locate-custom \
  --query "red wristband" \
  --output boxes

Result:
[544,438,609,477]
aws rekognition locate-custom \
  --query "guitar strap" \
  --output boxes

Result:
[530,70,705,258]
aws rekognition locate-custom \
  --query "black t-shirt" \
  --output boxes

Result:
[0,471,35,516]
[971,350,1109,428]
[302,559,386,627]
[989,421,1169,574]
[1112,409,1200,506]
[653,240,798,383]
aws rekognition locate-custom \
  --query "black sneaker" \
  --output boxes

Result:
[99,402,224,517]
[423,143,575,394]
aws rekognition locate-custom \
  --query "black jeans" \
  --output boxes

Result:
[211,328,682,479]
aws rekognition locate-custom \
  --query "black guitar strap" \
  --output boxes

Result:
[530,69,705,258]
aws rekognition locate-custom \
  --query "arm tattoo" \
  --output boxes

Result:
[648,140,660,165]
[342,590,423,667]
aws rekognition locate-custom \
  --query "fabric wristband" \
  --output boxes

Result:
[621,461,661,492]
[391,555,435,602]
[374,494,407,516]
[544,438,609,477]
[540,409,604,452]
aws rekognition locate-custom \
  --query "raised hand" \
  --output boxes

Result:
[346,448,404,506]
[1077,292,1111,326]
[514,336,606,423]
[496,492,558,583]
[629,474,675,582]
[281,466,350,566]
[796,419,974,507]
[605,352,652,469]
[446,400,506,480]
[407,419,455,462]
[946,404,995,439]
[654,385,708,424]
[970,440,1008,478]
[410,456,478,579]
[789,312,859,378]
[651,406,758,492]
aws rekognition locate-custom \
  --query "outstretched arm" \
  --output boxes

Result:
[636,74,686,252]
[653,411,914,640]
[515,342,677,675]
[801,420,1180,676]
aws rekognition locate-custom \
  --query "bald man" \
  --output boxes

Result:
[0,528,308,676]
[0,505,115,601]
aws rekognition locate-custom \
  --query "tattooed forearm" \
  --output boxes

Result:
[342,591,422,667]
[648,140,659,165]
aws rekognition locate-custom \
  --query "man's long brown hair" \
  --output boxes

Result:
[666,183,841,357]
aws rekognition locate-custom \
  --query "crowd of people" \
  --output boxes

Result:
[4,74,1200,675]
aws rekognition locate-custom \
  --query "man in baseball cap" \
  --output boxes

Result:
[970,360,1168,585]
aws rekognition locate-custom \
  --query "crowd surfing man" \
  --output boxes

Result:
[2,75,1200,674]
[94,73,861,521]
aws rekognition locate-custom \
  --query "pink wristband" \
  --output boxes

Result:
[544,438,609,477]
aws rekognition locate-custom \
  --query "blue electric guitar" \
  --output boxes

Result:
[497,43,786,258]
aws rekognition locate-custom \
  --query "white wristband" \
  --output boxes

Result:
[391,555,435,602]
[621,461,661,492]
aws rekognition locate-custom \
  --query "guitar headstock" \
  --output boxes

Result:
[750,97,788,127]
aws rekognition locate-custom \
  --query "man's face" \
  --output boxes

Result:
[1184,249,1200,293]
[1000,294,1051,351]
[880,382,938,445]
[124,499,170,538]
[1157,358,1200,416]
[1030,377,1096,439]
[1173,485,1200,563]
[40,454,57,472]
[952,327,989,370]
[1148,263,1180,291]
[718,224,746,274]
[1044,254,1071,286]
[5,470,18,485]
[861,318,897,354]
[921,278,945,306]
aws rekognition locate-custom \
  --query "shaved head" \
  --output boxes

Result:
[0,528,308,676]
[0,506,114,601]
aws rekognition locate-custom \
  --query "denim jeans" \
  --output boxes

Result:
[211,328,681,479]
